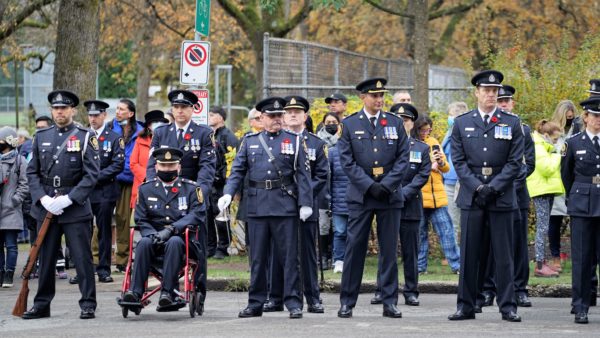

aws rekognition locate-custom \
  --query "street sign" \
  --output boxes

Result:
[180,40,211,85]
[196,0,211,37]
[190,89,209,125]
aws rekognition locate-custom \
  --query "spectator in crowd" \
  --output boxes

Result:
[109,99,144,272]
[130,110,169,210]
[549,100,579,269]
[527,120,564,277]
[442,102,468,231]
[318,113,346,273]
[393,91,412,104]
[16,129,32,243]
[0,127,29,288]
[325,93,347,120]
[414,115,461,274]
[207,106,239,259]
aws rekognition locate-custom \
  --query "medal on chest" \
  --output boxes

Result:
[307,148,316,161]
[494,124,512,140]
[178,196,188,210]
[384,126,398,140]
[409,150,422,163]
[281,138,294,155]
[67,136,80,152]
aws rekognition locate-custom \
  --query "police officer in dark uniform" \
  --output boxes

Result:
[23,90,100,319]
[264,96,328,314]
[146,89,216,309]
[337,78,409,318]
[371,103,431,307]
[69,100,124,285]
[448,70,524,322]
[122,147,205,310]
[561,96,600,324]
[218,97,313,319]
[478,85,536,308]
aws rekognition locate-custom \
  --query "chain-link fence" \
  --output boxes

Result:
[262,33,469,111]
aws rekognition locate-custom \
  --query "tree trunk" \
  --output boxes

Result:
[134,0,156,119]
[411,0,429,113]
[53,0,100,123]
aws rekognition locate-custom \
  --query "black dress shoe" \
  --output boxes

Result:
[263,300,284,312]
[239,307,263,318]
[481,292,495,307]
[289,308,303,319]
[516,294,532,307]
[371,293,383,305]
[307,303,324,313]
[98,275,114,283]
[404,295,420,306]
[122,291,141,305]
[158,291,174,307]
[591,294,597,307]
[69,275,79,285]
[501,311,522,322]
[448,310,475,320]
[338,305,352,318]
[574,312,589,324]
[80,308,95,319]
[383,304,402,318]
[474,305,482,313]
[22,307,50,320]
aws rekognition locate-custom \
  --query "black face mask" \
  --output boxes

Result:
[566,118,574,127]
[325,124,338,135]
[157,170,178,182]
[0,143,9,153]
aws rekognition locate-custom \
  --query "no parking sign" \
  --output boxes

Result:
[180,41,211,85]
[190,89,209,125]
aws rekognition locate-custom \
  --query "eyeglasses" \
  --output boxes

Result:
[419,128,432,134]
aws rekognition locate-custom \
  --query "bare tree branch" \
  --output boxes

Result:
[273,0,312,36]
[364,0,412,18]
[217,0,257,37]
[428,0,483,20]
[0,0,57,42]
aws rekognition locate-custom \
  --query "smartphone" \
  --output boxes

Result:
[432,144,440,152]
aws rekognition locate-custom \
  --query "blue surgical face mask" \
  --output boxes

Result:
[150,122,165,132]
[448,116,455,127]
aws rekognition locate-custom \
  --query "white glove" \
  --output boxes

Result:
[299,206,313,222]
[40,196,55,212]
[218,194,232,212]
[44,198,64,216]
[49,195,73,215]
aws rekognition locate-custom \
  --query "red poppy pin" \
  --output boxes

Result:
[171,187,179,193]
[380,118,388,126]
[184,133,192,140]
[70,135,78,140]
[2,178,7,185]
[491,116,498,123]
[283,138,291,143]
[99,136,105,141]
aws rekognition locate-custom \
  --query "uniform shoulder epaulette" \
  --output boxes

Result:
[456,110,473,118]
[283,129,300,136]
[245,131,260,138]
[154,123,170,132]
[192,121,213,131]
[180,178,198,185]
[346,111,359,118]
[568,132,582,140]
[141,177,158,185]
[35,125,55,133]
[413,138,428,146]
[500,110,517,117]
[76,125,92,133]
[383,112,400,120]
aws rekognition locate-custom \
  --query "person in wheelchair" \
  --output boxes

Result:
[122,147,205,311]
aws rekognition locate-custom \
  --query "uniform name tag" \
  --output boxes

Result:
[576,150,586,154]
[42,142,51,146]
[354,131,365,135]
[465,127,475,131]
[148,197,158,201]
[372,167,384,176]
[249,145,259,149]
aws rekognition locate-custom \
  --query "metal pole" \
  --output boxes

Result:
[215,66,220,105]
[263,33,270,99]
[226,66,232,129]
[302,46,308,98]
[14,60,19,129]
[334,52,339,88]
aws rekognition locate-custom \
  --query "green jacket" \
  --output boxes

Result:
[526,131,565,197]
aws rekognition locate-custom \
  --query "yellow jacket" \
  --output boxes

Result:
[421,136,450,209]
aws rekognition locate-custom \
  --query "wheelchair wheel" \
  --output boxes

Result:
[133,307,141,316]
[195,292,204,316]
[189,292,196,318]
[122,306,128,318]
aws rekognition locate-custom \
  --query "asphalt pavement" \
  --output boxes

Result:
[1,277,599,337]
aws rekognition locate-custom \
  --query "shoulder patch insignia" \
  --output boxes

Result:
[196,187,204,204]
[561,142,568,157]
[119,138,125,149]
[90,135,99,151]
[323,144,328,158]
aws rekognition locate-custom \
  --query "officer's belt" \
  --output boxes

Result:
[470,166,503,176]
[42,175,79,188]
[574,175,600,184]
[368,164,393,181]
[249,176,294,190]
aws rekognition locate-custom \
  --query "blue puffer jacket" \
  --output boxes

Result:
[442,130,458,186]
[328,145,349,215]
[110,119,144,184]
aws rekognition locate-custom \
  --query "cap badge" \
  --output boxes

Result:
[90,103,96,111]
[290,98,297,105]
[177,93,184,100]
[593,83,597,91]
[499,88,505,95]
[165,151,172,160]
[54,93,63,102]
[398,106,405,113]
[489,74,495,82]
[376,81,383,88]
[273,100,281,109]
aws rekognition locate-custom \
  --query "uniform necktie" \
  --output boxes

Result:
[594,136,600,152]
[370,116,377,128]
[483,114,489,127]
[177,128,184,142]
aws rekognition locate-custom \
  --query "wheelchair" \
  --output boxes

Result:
[116,227,204,318]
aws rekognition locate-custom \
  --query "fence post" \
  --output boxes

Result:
[262,33,270,99]
[334,52,340,87]
[302,45,309,98]
[387,60,392,84]
[363,58,368,79]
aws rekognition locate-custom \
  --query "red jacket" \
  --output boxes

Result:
[130,135,152,209]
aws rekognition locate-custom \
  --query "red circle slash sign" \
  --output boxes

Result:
[184,44,208,67]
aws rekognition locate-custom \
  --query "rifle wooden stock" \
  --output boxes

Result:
[12,211,54,317]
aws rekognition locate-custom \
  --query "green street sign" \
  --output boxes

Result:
[196,0,211,37]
